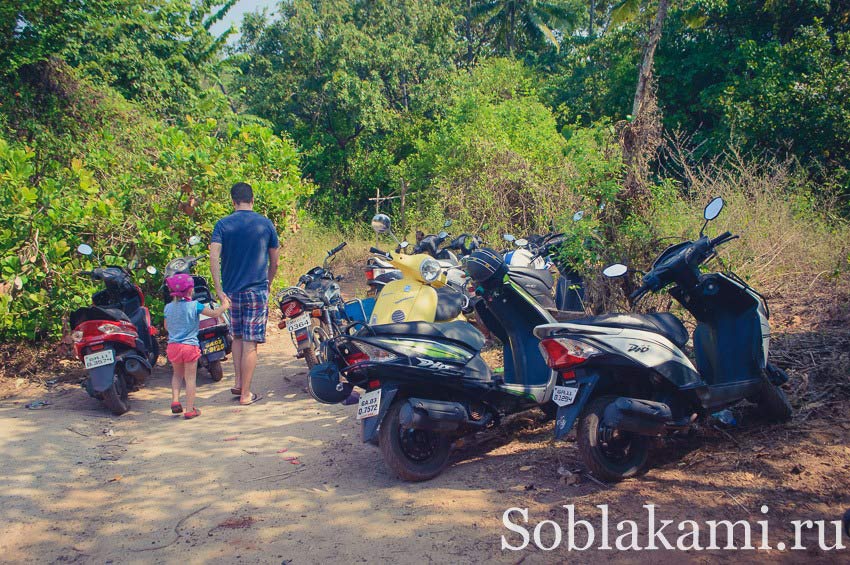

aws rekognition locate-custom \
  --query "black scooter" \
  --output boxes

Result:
[309,245,568,481]
[533,197,792,481]
[161,236,232,382]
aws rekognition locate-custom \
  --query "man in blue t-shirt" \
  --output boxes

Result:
[210,182,280,405]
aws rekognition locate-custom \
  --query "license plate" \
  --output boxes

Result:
[356,389,381,420]
[202,337,225,355]
[552,385,579,407]
[286,313,311,332]
[84,349,114,369]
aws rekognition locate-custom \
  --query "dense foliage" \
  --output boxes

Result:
[1,0,848,340]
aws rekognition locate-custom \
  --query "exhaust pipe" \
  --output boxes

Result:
[399,398,477,433]
[603,397,673,437]
[123,357,151,381]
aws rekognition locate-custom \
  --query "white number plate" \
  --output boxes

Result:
[552,385,579,407]
[84,349,114,369]
[286,313,311,332]
[356,389,382,420]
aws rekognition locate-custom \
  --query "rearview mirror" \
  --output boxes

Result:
[146,266,158,275]
[77,244,93,256]
[515,238,528,248]
[703,197,724,221]
[444,219,453,228]
[371,214,391,234]
[503,234,515,243]
[603,264,628,278]
[573,211,584,222]
[438,231,448,239]
[188,235,201,246]
[400,241,409,249]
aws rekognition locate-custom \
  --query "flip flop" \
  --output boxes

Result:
[184,407,201,419]
[230,388,242,396]
[239,393,263,406]
[171,402,183,414]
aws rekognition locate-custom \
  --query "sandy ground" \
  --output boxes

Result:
[1,329,849,564]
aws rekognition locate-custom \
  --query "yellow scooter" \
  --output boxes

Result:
[368,214,468,325]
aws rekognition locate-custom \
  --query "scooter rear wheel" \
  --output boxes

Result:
[577,396,649,482]
[102,371,130,416]
[208,360,224,382]
[379,399,452,482]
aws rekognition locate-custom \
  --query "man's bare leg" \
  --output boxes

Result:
[232,337,243,391]
[239,341,258,403]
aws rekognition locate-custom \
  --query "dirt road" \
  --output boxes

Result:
[1,330,848,564]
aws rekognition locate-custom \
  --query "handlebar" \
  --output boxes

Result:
[329,241,347,256]
[370,246,391,258]
[710,231,737,247]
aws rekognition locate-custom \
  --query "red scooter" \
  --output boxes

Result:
[70,244,159,415]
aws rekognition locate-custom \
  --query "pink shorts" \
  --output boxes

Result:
[167,343,201,364]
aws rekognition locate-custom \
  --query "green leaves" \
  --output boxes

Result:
[0,94,307,340]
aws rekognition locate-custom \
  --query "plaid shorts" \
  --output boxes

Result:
[229,288,269,343]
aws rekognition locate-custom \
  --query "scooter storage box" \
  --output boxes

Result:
[345,298,375,323]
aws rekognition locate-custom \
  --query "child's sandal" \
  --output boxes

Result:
[184,407,201,419]
[171,402,183,414]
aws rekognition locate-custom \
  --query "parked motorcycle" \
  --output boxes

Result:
[308,217,575,481]
[501,211,588,313]
[533,197,792,482]
[70,244,159,415]
[275,242,357,368]
[161,236,232,382]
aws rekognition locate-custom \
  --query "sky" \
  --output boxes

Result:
[209,0,278,43]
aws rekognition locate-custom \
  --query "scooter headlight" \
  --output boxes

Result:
[420,258,441,283]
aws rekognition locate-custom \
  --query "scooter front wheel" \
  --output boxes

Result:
[755,367,792,422]
[577,396,650,483]
[101,371,130,416]
[379,399,452,482]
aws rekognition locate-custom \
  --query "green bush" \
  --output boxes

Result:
[0,80,309,341]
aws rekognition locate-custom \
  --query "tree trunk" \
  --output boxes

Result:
[631,0,670,118]
[508,5,515,54]
[466,0,474,66]
[618,0,670,214]
[589,0,595,39]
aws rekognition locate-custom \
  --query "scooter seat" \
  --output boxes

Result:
[70,305,132,329]
[572,312,689,348]
[368,321,485,351]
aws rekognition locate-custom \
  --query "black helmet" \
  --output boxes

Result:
[308,362,353,404]
[465,248,508,286]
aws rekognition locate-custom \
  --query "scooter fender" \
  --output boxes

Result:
[361,385,399,444]
[88,363,117,394]
[553,373,598,440]
[204,349,227,363]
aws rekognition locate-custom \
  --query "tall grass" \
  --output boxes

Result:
[652,149,850,296]
[275,221,375,294]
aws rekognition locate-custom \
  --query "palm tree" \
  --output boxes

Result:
[472,0,580,54]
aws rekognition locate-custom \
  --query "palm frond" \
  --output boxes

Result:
[610,0,641,27]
